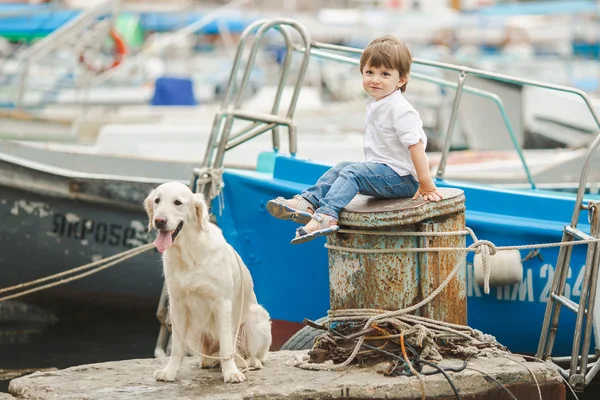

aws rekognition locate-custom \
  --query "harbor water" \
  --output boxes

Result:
[0,305,157,394]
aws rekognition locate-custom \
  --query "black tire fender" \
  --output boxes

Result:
[280,317,328,351]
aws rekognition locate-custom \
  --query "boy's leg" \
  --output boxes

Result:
[292,162,386,244]
[292,163,420,244]
[315,162,408,218]
[300,161,357,208]
[267,161,357,224]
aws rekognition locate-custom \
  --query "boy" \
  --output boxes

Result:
[267,36,442,244]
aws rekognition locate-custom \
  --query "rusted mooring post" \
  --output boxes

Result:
[327,188,467,324]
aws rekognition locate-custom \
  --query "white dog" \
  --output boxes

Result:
[144,181,272,383]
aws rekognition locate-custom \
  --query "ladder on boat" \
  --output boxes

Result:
[153,18,313,357]
[537,134,600,392]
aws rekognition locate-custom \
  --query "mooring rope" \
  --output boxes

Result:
[0,243,154,302]
[325,226,600,295]
[194,166,225,214]
[293,226,600,372]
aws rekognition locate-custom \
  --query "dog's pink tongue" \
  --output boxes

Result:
[154,231,173,254]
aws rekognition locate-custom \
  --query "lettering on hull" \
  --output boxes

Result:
[51,213,152,249]
[467,263,585,304]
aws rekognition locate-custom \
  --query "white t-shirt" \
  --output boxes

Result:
[363,89,427,181]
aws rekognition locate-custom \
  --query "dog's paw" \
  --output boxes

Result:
[223,369,246,383]
[246,357,263,370]
[154,368,177,382]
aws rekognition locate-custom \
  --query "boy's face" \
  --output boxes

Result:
[362,63,407,101]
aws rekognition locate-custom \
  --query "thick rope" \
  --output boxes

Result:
[338,229,470,236]
[293,244,469,371]
[194,167,225,213]
[0,243,154,302]
[295,225,598,371]
[325,226,600,294]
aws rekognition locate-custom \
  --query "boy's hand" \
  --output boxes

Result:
[412,182,443,202]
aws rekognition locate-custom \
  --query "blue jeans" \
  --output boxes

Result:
[301,162,419,219]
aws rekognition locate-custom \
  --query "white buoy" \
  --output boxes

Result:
[474,250,523,288]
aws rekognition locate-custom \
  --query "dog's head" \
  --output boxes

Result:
[143,181,210,254]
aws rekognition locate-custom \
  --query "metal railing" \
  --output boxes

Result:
[304,41,600,190]
[308,47,536,188]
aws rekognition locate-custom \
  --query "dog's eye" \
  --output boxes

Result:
[154,198,160,204]
[174,200,182,206]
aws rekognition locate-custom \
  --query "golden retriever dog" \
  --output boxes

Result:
[144,181,272,383]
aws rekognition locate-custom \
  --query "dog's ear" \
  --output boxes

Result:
[193,193,210,232]
[143,189,155,232]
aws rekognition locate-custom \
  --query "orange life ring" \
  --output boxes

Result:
[78,29,127,74]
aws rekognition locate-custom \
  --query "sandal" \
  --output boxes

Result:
[291,213,339,244]
[266,194,314,224]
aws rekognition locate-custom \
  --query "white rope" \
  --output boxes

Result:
[0,243,154,302]
[194,167,225,214]
[325,226,600,295]
[338,229,470,236]
[295,225,598,371]
[294,243,470,371]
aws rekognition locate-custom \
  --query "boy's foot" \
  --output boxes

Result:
[291,213,339,244]
[266,195,315,224]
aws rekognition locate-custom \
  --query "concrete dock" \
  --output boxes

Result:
[5,350,565,399]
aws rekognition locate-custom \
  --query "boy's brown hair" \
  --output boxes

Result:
[359,35,412,93]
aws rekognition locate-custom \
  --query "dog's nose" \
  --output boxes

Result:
[154,216,167,229]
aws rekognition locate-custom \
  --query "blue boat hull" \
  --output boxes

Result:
[214,155,598,357]
[1,143,596,355]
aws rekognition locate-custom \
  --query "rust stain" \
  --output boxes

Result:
[328,190,467,324]
[590,201,599,237]
[418,212,467,325]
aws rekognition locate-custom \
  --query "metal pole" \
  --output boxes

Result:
[571,132,600,227]
[16,61,30,110]
[436,71,467,180]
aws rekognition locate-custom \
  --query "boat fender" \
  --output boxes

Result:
[474,249,523,288]
[280,317,327,351]
[78,29,127,74]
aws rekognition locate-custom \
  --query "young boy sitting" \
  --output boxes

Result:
[267,35,443,244]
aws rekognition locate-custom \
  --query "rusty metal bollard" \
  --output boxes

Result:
[327,188,467,325]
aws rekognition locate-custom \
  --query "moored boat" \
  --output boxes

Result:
[1,18,600,363]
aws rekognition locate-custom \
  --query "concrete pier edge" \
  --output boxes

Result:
[7,350,565,399]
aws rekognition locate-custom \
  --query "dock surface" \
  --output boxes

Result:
[7,350,565,399]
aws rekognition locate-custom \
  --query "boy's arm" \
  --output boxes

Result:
[408,141,443,202]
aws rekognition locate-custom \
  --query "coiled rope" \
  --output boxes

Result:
[293,226,599,372]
